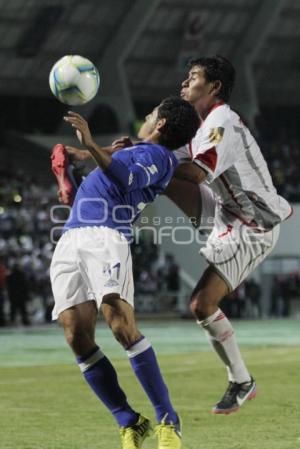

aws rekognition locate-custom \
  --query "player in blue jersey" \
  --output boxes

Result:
[50,96,199,449]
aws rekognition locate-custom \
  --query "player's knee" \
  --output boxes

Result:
[111,322,125,344]
[190,289,217,319]
[110,320,130,346]
[109,317,139,348]
[64,326,88,351]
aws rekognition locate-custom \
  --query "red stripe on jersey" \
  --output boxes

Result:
[218,224,233,238]
[194,147,217,172]
[222,205,262,229]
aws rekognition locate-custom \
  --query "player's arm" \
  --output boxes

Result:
[172,144,207,184]
[173,161,207,184]
[65,145,119,161]
[64,114,135,161]
[64,111,162,191]
[64,111,114,169]
[66,137,135,160]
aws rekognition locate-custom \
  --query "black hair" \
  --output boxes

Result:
[189,55,235,102]
[156,96,199,150]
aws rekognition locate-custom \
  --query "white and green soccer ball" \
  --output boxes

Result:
[49,55,100,106]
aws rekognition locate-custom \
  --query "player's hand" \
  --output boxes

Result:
[64,146,90,161]
[111,136,133,150]
[63,111,95,149]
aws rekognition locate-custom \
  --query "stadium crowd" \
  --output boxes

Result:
[256,116,300,202]
[0,166,56,325]
[261,139,300,202]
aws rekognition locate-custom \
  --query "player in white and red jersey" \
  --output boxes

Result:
[166,55,293,414]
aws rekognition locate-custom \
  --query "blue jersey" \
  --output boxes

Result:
[64,142,178,240]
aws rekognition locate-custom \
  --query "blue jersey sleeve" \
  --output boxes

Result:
[105,145,166,192]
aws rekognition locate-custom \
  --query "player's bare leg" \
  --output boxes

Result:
[59,301,98,355]
[101,294,141,348]
[190,266,257,414]
[102,294,182,449]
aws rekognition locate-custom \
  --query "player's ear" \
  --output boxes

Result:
[210,80,222,97]
[156,118,167,132]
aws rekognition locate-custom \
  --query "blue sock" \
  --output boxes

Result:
[126,337,178,424]
[77,346,139,427]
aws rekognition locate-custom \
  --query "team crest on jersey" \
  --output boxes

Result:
[209,127,224,144]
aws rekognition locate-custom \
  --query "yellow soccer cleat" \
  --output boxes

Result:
[155,416,182,449]
[120,415,153,449]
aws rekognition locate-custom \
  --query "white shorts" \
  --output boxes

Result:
[50,226,134,320]
[198,185,280,291]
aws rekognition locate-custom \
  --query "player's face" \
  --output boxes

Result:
[181,66,213,106]
[138,106,159,139]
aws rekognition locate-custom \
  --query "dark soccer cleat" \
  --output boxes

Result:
[212,377,257,415]
[51,144,75,205]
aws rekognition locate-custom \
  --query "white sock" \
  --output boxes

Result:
[198,309,251,384]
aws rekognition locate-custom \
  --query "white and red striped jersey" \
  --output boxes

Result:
[175,102,292,230]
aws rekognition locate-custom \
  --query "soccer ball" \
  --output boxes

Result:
[49,55,100,106]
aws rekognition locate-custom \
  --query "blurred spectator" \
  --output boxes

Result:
[165,254,180,290]
[165,254,181,306]
[221,284,247,319]
[6,263,31,325]
[0,257,7,326]
[269,273,300,317]
[270,275,287,317]
[136,270,158,294]
[257,136,300,201]
[245,278,262,318]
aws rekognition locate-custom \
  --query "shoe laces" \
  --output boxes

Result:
[223,382,239,400]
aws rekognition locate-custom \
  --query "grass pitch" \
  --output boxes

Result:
[0,320,300,449]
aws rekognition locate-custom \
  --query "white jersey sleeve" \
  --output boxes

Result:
[191,104,238,183]
[173,144,191,164]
